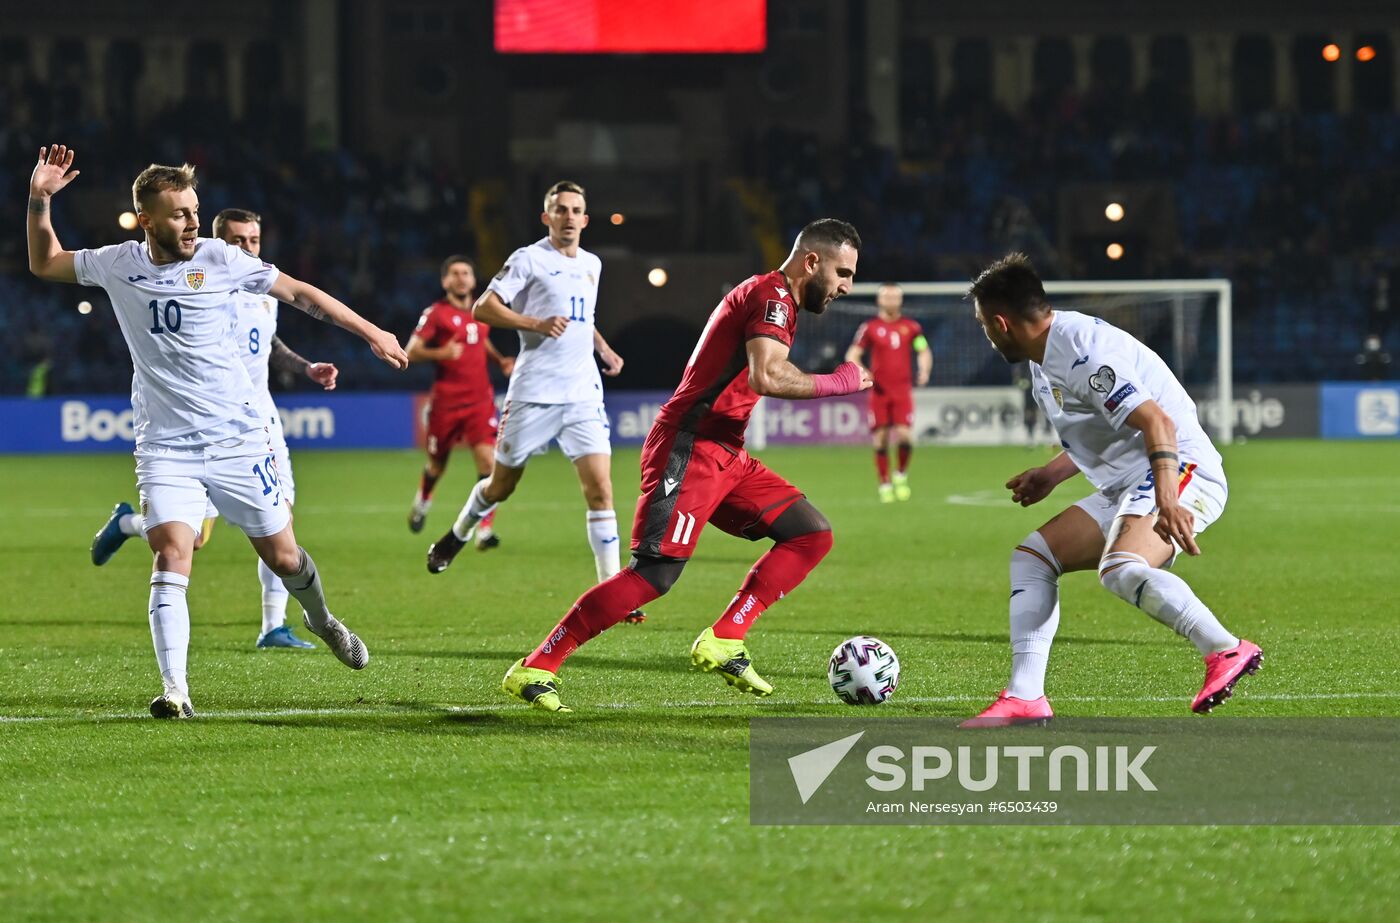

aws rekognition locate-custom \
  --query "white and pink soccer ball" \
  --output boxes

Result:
[828,636,900,705]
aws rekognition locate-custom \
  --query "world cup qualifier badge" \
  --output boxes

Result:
[1088,365,1116,393]
[765,300,789,327]
[185,268,205,290]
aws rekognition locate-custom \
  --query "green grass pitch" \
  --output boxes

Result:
[1,440,1397,921]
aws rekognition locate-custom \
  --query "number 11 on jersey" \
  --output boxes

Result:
[568,296,587,322]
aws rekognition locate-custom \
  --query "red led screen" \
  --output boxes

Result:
[495,0,766,54]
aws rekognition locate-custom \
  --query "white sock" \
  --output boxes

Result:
[258,557,289,636]
[587,510,621,582]
[1007,532,1061,700]
[1099,552,1239,655]
[120,513,146,538]
[281,547,332,631]
[413,492,431,513]
[452,480,498,541]
[149,571,190,694]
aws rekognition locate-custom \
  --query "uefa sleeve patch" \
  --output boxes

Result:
[1104,382,1138,411]
[764,300,789,328]
[1088,365,1117,394]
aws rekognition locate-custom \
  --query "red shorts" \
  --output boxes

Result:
[631,424,804,560]
[425,399,497,459]
[868,386,914,430]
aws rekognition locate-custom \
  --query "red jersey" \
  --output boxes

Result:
[414,300,493,407]
[654,271,795,446]
[854,315,923,391]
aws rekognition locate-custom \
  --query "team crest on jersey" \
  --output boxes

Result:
[764,300,789,328]
[185,269,206,291]
[587,272,596,287]
[1051,387,1064,408]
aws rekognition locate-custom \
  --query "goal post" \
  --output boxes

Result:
[750,278,1234,447]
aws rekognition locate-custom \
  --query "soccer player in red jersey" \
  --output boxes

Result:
[500,219,872,712]
[406,256,514,540]
[846,283,932,502]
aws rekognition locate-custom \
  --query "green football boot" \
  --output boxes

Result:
[690,628,773,697]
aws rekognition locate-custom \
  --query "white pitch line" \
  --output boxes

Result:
[2,691,1398,724]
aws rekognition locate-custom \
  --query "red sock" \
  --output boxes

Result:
[896,443,912,474]
[481,508,495,529]
[524,568,660,673]
[419,467,441,501]
[874,450,890,484]
[711,530,834,640]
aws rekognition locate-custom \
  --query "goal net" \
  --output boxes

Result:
[750,280,1233,448]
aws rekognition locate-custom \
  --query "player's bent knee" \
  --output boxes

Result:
[1012,531,1061,576]
[767,499,831,543]
[630,554,686,595]
[1098,551,1151,599]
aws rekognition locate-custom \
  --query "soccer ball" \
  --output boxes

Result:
[828,636,900,705]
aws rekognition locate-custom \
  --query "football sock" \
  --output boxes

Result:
[282,547,332,632]
[523,568,660,673]
[414,470,436,504]
[451,479,498,541]
[1007,531,1061,700]
[1098,552,1239,655]
[896,443,912,474]
[119,512,147,538]
[480,508,496,531]
[257,558,289,635]
[587,510,621,581]
[149,571,190,694]
[874,450,890,484]
[710,529,833,640]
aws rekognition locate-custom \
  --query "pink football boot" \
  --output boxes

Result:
[1191,640,1264,713]
[960,690,1054,728]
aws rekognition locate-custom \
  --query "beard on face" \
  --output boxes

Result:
[151,223,194,258]
[802,277,829,315]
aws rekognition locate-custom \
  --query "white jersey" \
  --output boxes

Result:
[74,238,279,447]
[1030,310,1222,493]
[487,237,603,404]
[234,290,280,423]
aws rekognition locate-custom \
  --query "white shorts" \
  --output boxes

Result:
[1075,461,1228,541]
[136,430,291,538]
[494,400,611,468]
[203,413,294,519]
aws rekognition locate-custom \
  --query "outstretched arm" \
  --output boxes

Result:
[271,336,338,390]
[27,145,81,283]
[267,273,407,370]
[746,336,873,399]
[405,333,462,364]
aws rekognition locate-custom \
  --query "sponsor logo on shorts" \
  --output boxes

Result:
[765,300,789,328]
[1104,383,1137,411]
[663,477,680,496]
[1089,366,1117,394]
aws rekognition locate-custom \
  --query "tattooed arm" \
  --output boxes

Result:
[270,336,339,389]
[267,273,407,369]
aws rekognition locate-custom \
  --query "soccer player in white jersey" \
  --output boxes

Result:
[961,253,1262,726]
[426,182,643,620]
[90,208,340,650]
[28,145,407,718]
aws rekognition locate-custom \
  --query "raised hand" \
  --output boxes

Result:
[30,145,81,200]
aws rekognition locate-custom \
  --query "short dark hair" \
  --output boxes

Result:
[440,254,475,278]
[131,163,197,213]
[544,180,586,210]
[795,218,861,254]
[967,252,1049,319]
[212,207,261,240]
